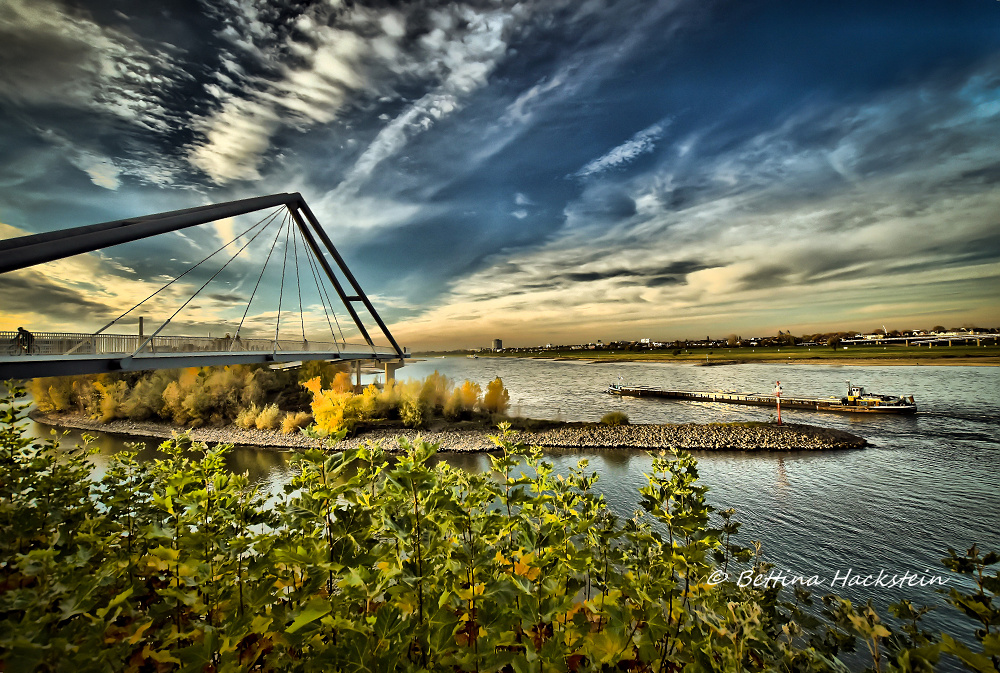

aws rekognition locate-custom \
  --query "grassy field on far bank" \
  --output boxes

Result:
[420,344,1000,365]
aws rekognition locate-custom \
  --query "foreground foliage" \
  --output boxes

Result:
[1,386,997,672]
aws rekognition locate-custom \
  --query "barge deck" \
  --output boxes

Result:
[607,384,916,414]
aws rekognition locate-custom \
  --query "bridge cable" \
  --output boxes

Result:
[298,225,336,342]
[301,227,347,347]
[234,210,290,345]
[309,226,347,347]
[274,219,292,351]
[296,222,345,347]
[86,206,284,340]
[133,206,283,356]
[291,219,306,343]
[300,225,341,348]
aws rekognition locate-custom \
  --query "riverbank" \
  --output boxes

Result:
[31,411,867,452]
[473,354,1000,366]
[442,344,1000,366]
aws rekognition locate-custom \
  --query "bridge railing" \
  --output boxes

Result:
[0,331,397,358]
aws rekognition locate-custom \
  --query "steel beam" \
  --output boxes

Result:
[297,200,406,358]
[286,207,378,350]
[0,193,299,274]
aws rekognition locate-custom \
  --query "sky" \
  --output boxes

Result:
[0,0,998,350]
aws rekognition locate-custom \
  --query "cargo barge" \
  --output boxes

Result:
[607,381,916,414]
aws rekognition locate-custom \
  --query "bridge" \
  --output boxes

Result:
[0,193,408,381]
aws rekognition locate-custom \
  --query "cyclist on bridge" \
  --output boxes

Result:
[16,327,34,354]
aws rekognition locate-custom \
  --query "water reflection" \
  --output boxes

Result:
[22,418,296,485]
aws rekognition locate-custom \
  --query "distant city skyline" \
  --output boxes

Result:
[1,0,999,350]
[471,325,1000,351]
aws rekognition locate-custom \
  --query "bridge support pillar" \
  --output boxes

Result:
[384,360,403,385]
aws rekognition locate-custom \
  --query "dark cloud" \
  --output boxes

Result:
[0,269,114,323]
[565,187,637,225]
[646,275,686,287]
[206,292,244,303]
[739,265,792,291]
[564,270,629,283]
[563,260,709,285]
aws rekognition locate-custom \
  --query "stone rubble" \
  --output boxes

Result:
[32,412,866,453]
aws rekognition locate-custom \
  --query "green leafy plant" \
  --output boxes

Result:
[1,385,997,672]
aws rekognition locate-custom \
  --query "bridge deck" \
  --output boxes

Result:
[0,331,402,379]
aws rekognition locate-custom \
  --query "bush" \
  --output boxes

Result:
[419,370,451,413]
[93,379,129,423]
[254,403,282,430]
[281,411,312,435]
[399,389,429,428]
[358,384,389,420]
[27,377,74,413]
[297,360,348,389]
[121,371,171,421]
[444,380,482,420]
[234,403,260,429]
[482,376,510,414]
[331,371,354,393]
[25,365,294,429]
[301,377,361,433]
[1,390,995,673]
[600,410,630,426]
[302,374,492,432]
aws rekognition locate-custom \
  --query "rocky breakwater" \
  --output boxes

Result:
[32,412,866,453]
[519,422,866,451]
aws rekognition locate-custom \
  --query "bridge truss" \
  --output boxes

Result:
[0,193,407,380]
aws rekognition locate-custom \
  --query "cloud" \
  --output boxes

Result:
[332,6,514,195]
[188,97,279,183]
[388,58,1000,346]
[563,186,638,230]
[0,0,179,129]
[0,268,113,324]
[0,0,201,189]
[81,159,121,191]
[575,121,668,178]
[187,2,522,187]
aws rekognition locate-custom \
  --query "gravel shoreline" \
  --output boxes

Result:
[31,411,867,452]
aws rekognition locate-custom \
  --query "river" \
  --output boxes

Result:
[15,357,1000,659]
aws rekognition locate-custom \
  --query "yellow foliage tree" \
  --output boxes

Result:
[444,380,482,420]
[482,377,510,415]
[331,371,354,393]
[302,376,361,434]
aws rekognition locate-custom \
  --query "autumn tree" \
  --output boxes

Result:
[482,376,510,414]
